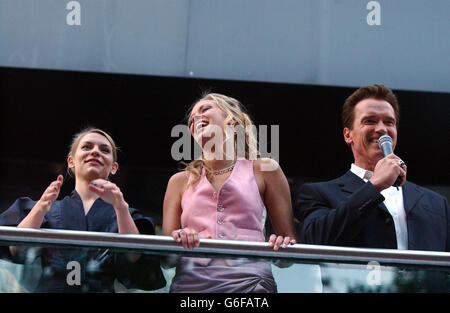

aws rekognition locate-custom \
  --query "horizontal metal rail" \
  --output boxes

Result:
[1,226,449,267]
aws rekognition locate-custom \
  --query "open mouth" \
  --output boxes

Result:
[368,136,382,144]
[86,159,102,166]
[195,120,209,133]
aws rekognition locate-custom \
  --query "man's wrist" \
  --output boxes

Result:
[368,178,384,193]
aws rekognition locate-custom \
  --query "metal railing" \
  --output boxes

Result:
[1,226,449,267]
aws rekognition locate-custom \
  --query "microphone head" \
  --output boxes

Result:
[377,134,393,149]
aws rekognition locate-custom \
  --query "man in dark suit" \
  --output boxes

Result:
[295,84,449,251]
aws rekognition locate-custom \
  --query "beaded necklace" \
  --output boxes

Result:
[212,162,236,175]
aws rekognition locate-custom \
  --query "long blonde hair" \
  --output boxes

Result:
[184,93,259,187]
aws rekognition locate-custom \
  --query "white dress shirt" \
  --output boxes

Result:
[350,164,408,250]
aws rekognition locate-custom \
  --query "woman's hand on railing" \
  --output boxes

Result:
[171,228,200,250]
[268,234,296,251]
[268,234,297,268]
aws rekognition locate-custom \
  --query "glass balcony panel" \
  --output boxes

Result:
[1,226,449,293]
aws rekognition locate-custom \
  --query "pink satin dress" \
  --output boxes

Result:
[169,159,277,293]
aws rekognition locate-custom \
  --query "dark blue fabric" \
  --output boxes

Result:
[295,171,450,252]
[0,191,165,292]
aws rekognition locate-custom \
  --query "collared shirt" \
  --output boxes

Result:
[350,164,408,250]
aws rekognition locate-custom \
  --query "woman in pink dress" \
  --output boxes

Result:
[163,93,297,292]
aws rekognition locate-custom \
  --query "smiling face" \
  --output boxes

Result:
[67,132,118,181]
[343,98,398,170]
[188,99,229,146]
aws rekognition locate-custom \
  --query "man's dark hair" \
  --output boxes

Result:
[342,84,400,129]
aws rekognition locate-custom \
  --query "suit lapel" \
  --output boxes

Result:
[402,181,423,215]
[339,171,364,194]
[338,171,390,214]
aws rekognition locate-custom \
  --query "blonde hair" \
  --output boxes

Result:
[67,127,118,176]
[185,93,259,187]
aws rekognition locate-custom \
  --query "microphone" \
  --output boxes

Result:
[377,134,401,188]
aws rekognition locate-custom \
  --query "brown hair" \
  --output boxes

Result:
[342,84,400,129]
[67,127,118,176]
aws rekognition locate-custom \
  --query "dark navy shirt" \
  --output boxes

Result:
[0,191,165,292]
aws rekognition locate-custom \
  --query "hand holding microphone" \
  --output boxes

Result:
[369,135,407,192]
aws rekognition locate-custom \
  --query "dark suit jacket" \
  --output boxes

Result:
[294,171,450,251]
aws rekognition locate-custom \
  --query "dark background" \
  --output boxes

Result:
[1,66,449,230]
